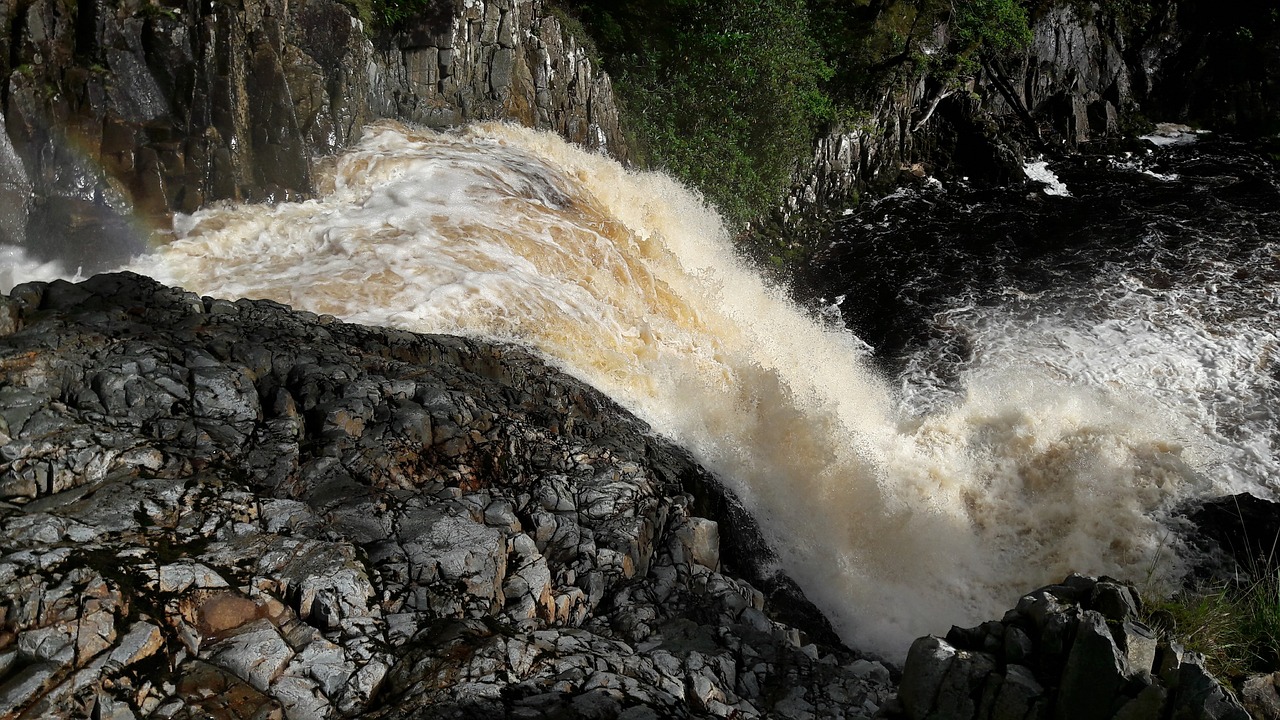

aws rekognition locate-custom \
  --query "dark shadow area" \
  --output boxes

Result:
[24,198,148,275]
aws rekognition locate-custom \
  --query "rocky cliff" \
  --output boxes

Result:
[0,272,897,718]
[899,574,1250,720]
[786,1,1175,217]
[1,272,1256,719]
[4,0,1272,260]
[786,0,1280,219]
[1145,0,1280,137]
[0,0,624,271]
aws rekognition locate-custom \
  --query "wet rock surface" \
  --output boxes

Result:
[0,272,894,718]
[1185,492,1280,578]
[896,574,1248,720]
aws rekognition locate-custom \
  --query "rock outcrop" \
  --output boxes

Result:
[0,0,624,270]
[786,2,1175,219]
[1185,492,1280,579]
[0,272,894,718]
[897,574,1248,720]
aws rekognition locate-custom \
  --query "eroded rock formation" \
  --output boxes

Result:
[0,272,894,718]
[897,574,1248,720]
[786,2,1178,216]
[0,0,623,270]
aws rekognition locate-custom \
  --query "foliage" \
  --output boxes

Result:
[554,0,835,227]
[344,0,449,32]
[545,0,1040,227]
[1145,567,1280,682]
[952,0,1033,55]
[374,0,430,26]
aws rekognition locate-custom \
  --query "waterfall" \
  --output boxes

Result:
[119,121,1236,657]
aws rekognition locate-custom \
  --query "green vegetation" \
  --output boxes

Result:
[337,0,449,35]
[550,0,834,226]
[371,0,431,27]
[1145,572,1280,682]
[347,0,1045,228]
[954,0,1032,55]
[552,0,1039,228]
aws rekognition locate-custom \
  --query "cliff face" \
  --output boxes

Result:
[1145,0,1280,136]
[787,2,1180,215]
[4,0,1273,260]
[0,0,624,270]
[0,272,896,718]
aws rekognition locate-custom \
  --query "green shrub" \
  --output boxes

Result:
[556,0,836,227]
[1145,568,1280,681]
[550,0,1043,228]
[953,0,1033,54]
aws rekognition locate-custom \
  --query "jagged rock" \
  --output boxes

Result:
[1185,492,1280,576]
[782,1,1276,225]
[898,574,1249,720]
[1242,672,1280,720]
[1167,655,1251,720]
[0,273,895,718]
[0,0,625,275]
[205,619,296,693]
[1056,610,1129,719]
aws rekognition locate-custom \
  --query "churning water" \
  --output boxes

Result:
[14,121,1278,658]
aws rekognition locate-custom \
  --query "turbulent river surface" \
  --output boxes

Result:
[6,123,1279,659]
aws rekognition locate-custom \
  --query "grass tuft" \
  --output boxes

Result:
[1143,527,1280,683]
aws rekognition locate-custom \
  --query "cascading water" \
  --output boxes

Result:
[18,121,1269,658]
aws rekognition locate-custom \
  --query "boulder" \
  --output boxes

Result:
[899,574,1249,720]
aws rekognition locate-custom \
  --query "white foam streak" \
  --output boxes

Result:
[128,123,1220,657]
[1141,123,1208,147]
[1023,161,1071,196]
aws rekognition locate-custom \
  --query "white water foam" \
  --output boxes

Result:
[111,122,1255,657]
[1141,123,1210,147]
[1022,160,1071,196]
[1,245,80,294]
[901,249,1280,495]
[1108,153,1180,182]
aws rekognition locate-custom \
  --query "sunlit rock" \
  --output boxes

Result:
[0,273,896,717]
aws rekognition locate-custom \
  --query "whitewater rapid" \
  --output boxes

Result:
[22,122,1252,656]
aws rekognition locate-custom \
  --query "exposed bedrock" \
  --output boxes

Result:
[0,0,623,270]
[787,0,1280,218]
[787,2,1175,216]
[897,574,1248,720]
[0,272,893,719]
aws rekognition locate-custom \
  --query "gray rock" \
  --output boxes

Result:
[991,664,1043,720]
[1242,673,1280,720]
[901,635,997,720]
[0,274,898,719]
[1114,683,1168,720]
[108,622,165,668]
[674,516,721,571]
[1093,581,1141,623]
[1056,610,1128,720]
[205,619,296,693]
[1121,619,1159,677]
[900,575,1248,720]
[0,662,57,717]
[1169,654,1250,720]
